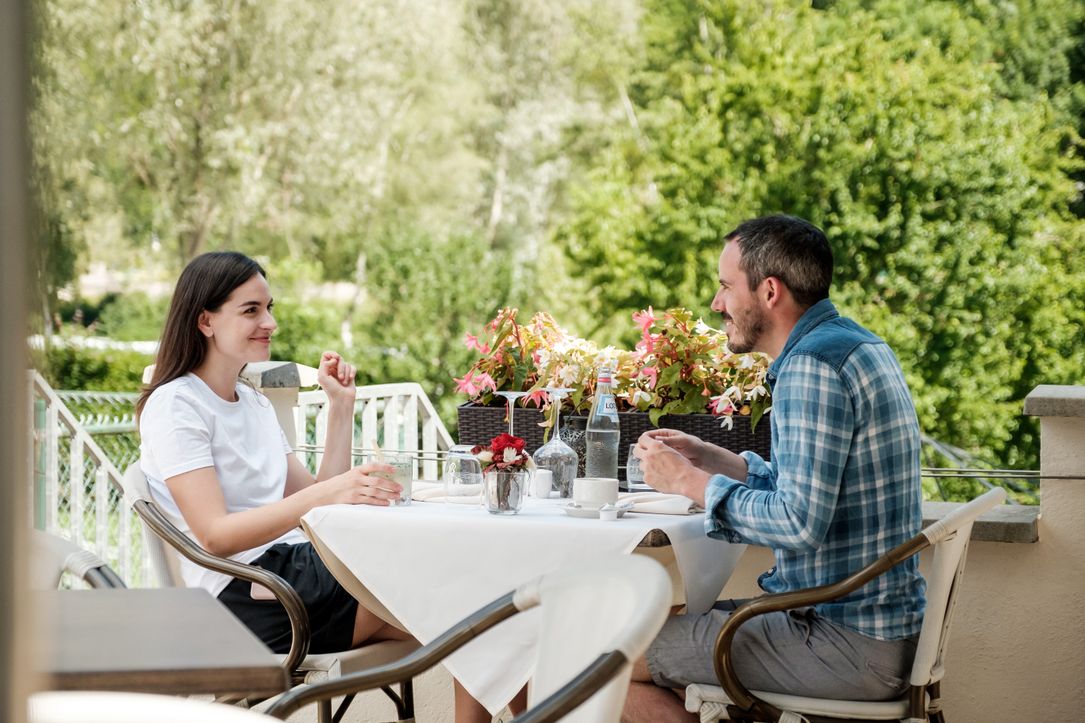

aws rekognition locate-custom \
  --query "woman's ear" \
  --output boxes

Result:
[197,311,214,338]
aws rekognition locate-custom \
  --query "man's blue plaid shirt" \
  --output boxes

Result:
[706,299,926,640]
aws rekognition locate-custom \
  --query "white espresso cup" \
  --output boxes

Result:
[573,477,619,509]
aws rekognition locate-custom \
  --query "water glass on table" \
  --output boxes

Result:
[381,453,414,505]
[443,445,483,502]
[625,444,645,485]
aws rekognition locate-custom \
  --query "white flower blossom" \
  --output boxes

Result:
[745,384,768,400]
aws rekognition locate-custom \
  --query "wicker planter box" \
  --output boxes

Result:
[456,402,771,476]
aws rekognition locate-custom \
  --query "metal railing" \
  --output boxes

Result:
[29,372,151,586]
[295,382,454,481]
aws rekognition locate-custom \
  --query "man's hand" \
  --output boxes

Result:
[633,436,710,507]
[640,428,704,466]
[640,427,748,481]
[317,351,357,407]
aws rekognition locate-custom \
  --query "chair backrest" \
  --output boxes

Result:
[514,554,672,723]
[30,530,127,590]
[908,487,1006,687]
[120,462,186,587]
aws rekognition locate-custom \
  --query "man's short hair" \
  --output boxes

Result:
[724,214,833,308]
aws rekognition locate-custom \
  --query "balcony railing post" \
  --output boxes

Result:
[1024,385,1085,510]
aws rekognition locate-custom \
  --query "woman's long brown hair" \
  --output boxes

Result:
[136,252,267,418]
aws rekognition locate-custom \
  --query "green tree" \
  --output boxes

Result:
[559,0,1085,469]
[349,229,523,430]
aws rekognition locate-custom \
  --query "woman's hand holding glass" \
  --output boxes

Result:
[316,463,403,507]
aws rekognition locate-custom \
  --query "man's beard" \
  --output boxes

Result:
[723,307,765,354]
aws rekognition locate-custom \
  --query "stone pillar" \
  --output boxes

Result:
[240,361,317,448]
[1020,385,1085,717]
[1024,385,1085,535]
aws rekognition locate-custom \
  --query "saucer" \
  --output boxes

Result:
[562,502,632,519]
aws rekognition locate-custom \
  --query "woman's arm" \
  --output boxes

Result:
[167,461,401,558]
[284,351,357,495]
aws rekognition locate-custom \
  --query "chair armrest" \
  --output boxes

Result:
[133,499,311,676]
[713,532,931,720]
[264,591,520,719]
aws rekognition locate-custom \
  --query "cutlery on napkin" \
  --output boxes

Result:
[617,491,703,515]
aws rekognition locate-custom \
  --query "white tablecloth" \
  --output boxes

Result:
[301,497,746,713]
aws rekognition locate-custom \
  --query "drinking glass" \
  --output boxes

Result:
[380,453,414,505]
[532,388,578,498]
[625,444,645,485]
[493,390,530,436]
[443,444,484,502]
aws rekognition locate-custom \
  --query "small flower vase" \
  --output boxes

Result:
[484,470,527,514]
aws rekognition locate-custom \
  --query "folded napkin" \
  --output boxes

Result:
[411,480,482,504]
[618,491,703,515]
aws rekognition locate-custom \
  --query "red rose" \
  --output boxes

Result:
[490,433,525,456]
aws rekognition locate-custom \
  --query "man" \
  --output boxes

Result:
[624,215,926,721]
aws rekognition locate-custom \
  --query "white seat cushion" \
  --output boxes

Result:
[685,683,912,721]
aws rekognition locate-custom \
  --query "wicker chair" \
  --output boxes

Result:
[685,487,1006,723]
[120,463,419,723]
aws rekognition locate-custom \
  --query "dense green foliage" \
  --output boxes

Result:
[37,345,153,392]
[29,0,1084,481]
[559,0,1085,470]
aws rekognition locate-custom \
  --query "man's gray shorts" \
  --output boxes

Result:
[645,600,918,701]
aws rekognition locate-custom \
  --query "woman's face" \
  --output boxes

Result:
[198,274,277,366]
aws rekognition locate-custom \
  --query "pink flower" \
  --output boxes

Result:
[639,366,659,390]
[476,372,497,394]
[632,307,657,335]
[464,333,491,354]
[524,388,549,408]
[454,371,497,397]
[635,334,656,356]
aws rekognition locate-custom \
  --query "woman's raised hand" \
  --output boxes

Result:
[317,463,402,507]
[317,351,357,407]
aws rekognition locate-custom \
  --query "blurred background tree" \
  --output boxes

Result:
[558,0,1084,470]
[29,0,1084,476]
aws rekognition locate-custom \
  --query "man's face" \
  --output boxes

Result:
[711,241,766,354]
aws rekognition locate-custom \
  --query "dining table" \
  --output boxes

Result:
[38,587,288,697]
[301,493,746,714]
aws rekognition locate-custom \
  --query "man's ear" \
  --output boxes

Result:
[197,311,214,338]
[762,276,783,307]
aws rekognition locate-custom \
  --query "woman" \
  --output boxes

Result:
[138,251,515,721]
[137,251,409,654]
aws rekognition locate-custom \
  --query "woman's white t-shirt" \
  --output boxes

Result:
[139,373,306,597]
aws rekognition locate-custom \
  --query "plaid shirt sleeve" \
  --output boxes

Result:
[705,355,853,550]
